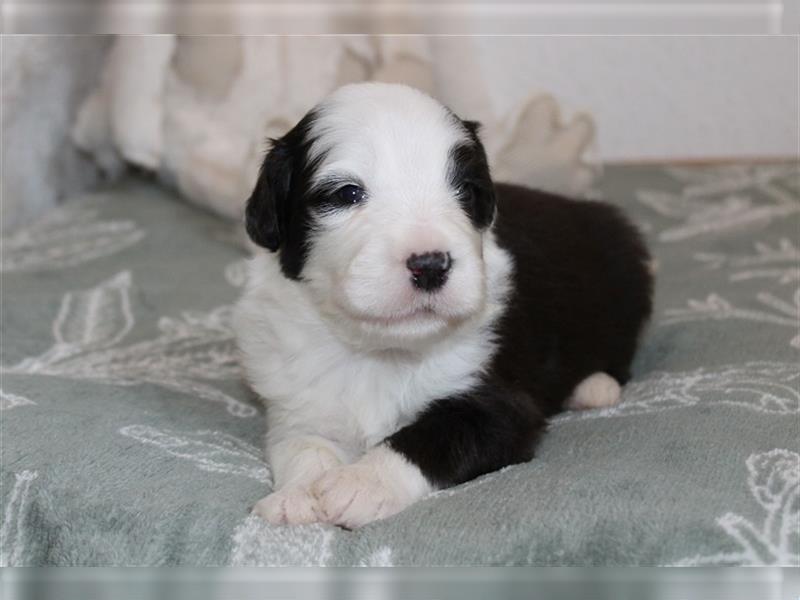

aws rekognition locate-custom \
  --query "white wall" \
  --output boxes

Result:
[470,36,798,162]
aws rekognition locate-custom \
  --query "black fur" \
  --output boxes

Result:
[244,110,326,280]
[448,119,496,229]
[387,381,546,488]
[388,183,653,488]
[491,184,653,413]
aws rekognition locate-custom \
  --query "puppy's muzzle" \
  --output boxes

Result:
[406,251,452,292]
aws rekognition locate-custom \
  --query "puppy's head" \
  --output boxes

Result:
[246,83,496,349]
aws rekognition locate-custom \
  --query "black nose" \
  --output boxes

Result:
[406,251,452,291]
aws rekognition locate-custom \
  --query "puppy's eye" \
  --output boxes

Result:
[335,184,367,205]
[458,182,478,205]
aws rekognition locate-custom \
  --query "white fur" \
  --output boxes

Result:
[233,83,513,527]
[567,372,622,410]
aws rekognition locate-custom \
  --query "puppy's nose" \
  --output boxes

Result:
[406,251,452,291]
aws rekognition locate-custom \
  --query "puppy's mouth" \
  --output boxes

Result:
[359,306,440,327]
[333,299,449,329]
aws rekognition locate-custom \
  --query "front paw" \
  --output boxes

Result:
[312,462,410,529]
[252,485,321,525]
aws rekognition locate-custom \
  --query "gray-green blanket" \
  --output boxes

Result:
[1,164,798,566]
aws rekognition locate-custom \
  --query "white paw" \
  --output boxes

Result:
[568,372,622,410]
[311,447,430,529]
[311,463,408,529]
[252,486,321,525]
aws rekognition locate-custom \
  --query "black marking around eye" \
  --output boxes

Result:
[448,120,496,229]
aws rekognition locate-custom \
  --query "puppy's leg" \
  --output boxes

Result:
[567,372,621,410]
[253,435,348,525]
[313,382,546,529]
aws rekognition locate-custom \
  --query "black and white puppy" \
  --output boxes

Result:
[234,83,653,529]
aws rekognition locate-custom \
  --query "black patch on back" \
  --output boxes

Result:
[489,183,653,414]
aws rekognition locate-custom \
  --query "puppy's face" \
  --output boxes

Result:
[245,83,496,349]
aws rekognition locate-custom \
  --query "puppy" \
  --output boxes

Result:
[233,83,652,529]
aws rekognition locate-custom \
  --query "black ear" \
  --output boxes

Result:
[244,139,294,252]
[462,120,482,136]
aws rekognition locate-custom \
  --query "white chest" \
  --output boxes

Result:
[235,287,494,450]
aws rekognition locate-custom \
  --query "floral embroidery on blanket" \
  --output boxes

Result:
[553,362,800,423]
[694,238,800,285]
[1,271,256,417]
[0,471,39,567]
[0,389,35,411]
[119,425,270,483]
[637,164,798,243]
[662,290,800,349]
[1,205,145,272]
[674,449,800,566]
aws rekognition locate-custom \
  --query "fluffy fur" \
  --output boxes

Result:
[234,83,652,528]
